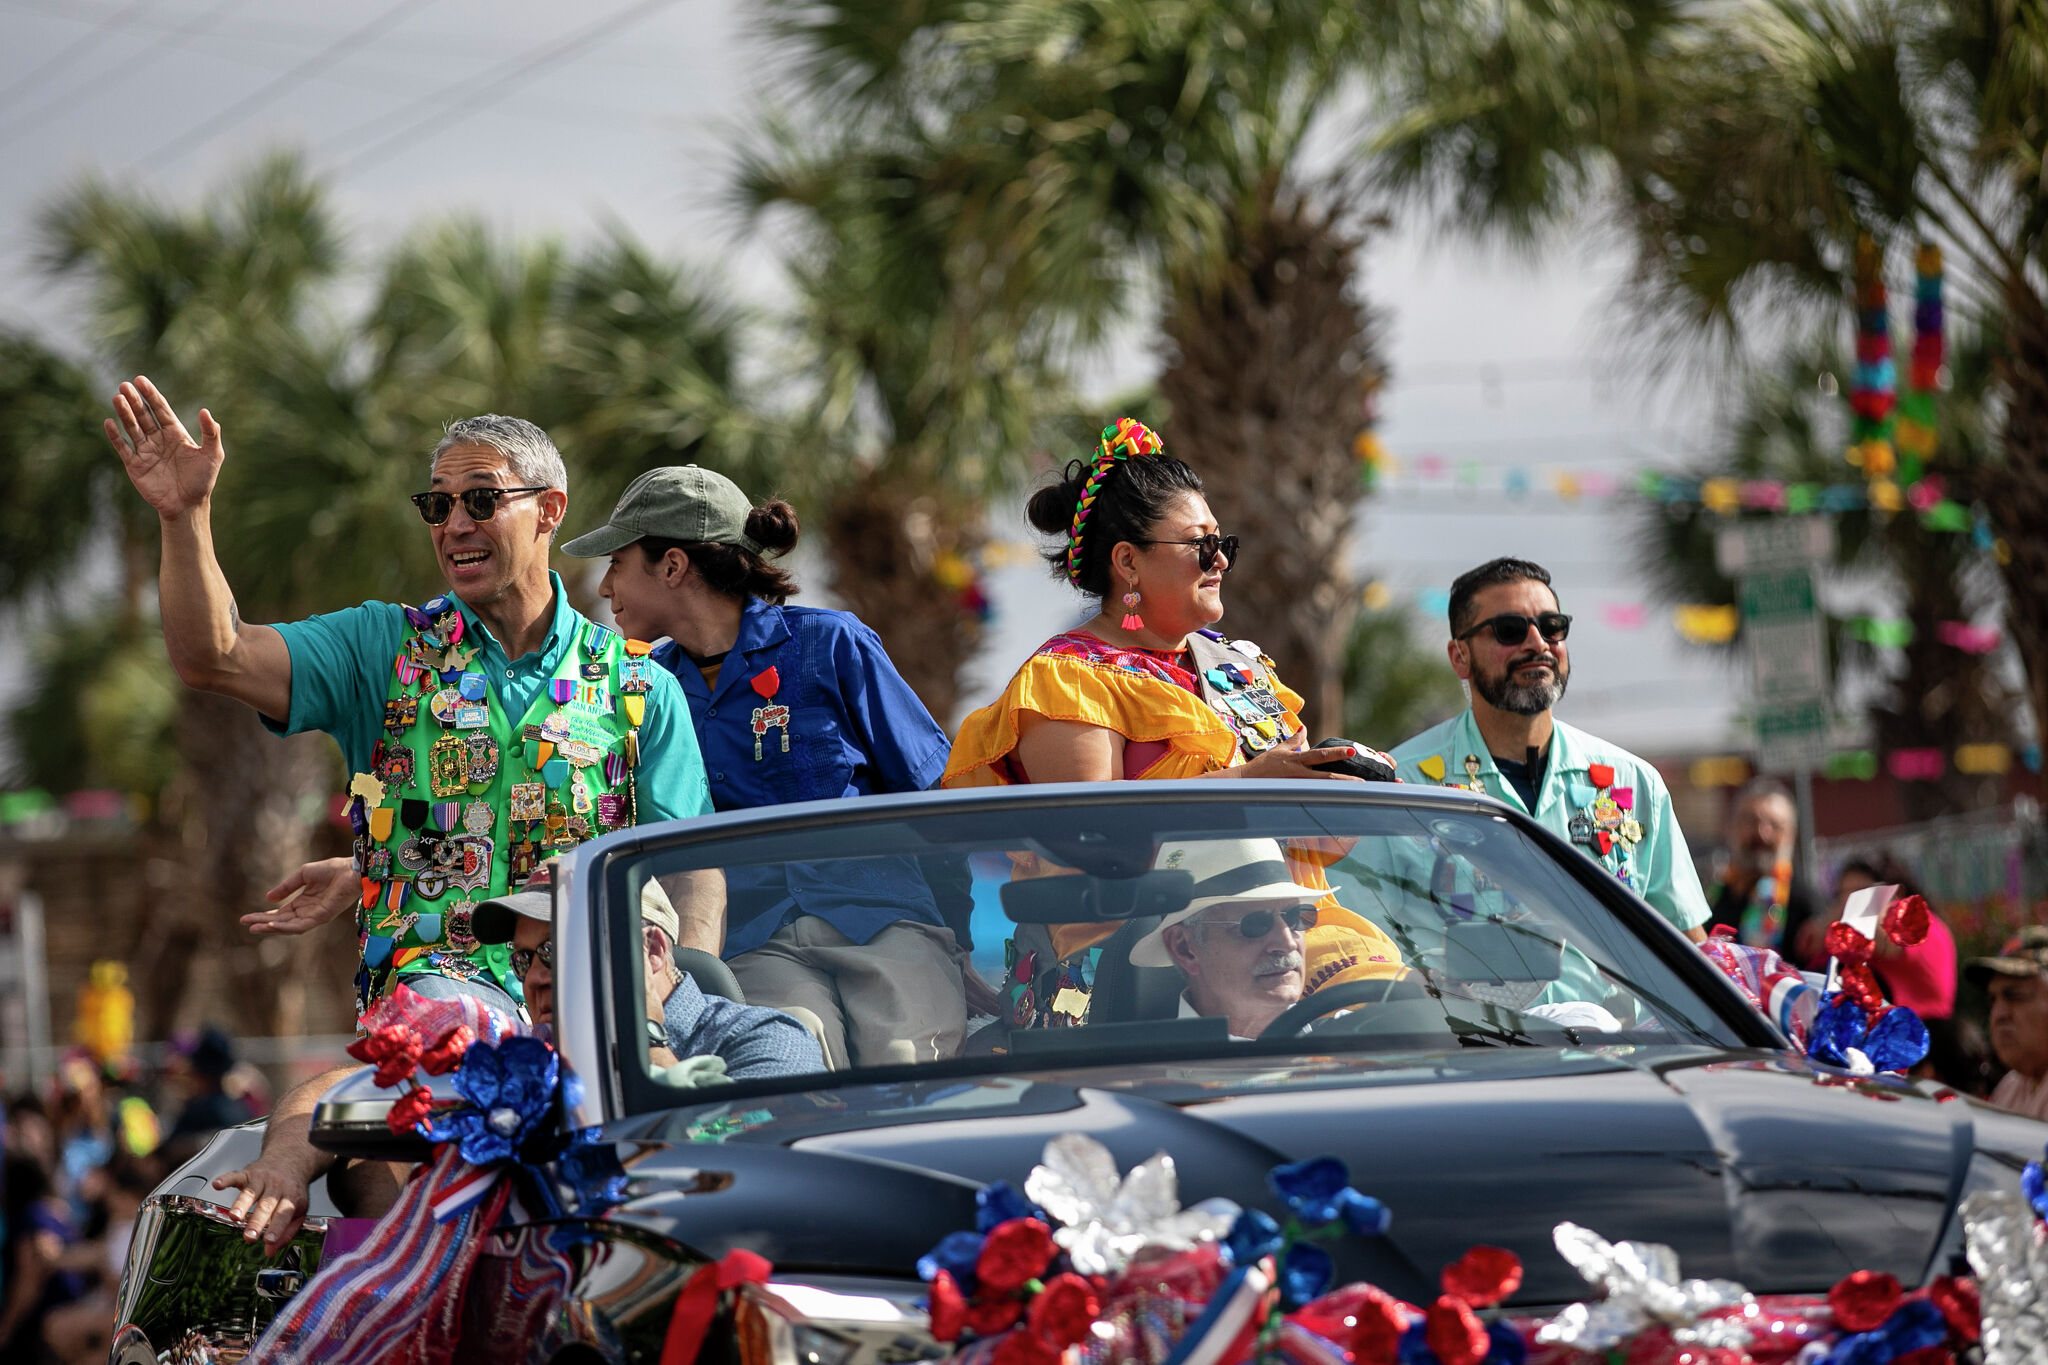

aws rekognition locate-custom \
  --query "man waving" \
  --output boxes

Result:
[104,378,714,1020]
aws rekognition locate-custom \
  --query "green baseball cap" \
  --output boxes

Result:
[561,465,760,558]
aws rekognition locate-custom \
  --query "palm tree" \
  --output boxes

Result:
[749,0,1388,728]
[1636,331,2021,821]
[1368,0,2048,744]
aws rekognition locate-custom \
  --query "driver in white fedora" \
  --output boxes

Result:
[1130,838,1328,1039]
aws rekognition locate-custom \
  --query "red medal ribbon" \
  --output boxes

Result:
[750,666,781,699]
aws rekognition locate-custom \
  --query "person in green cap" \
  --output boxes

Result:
[559,465,980,1070]
[103,376,716,1022]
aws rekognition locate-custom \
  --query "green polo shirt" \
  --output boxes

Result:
[1388,710,1710,933]
[263,571,712,824]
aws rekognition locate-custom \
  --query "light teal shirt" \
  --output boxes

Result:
[264,571,712,825]
[1388,710,1711,934]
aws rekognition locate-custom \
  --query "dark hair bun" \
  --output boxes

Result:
[746,499,800,556]
[1025,460,1089,536]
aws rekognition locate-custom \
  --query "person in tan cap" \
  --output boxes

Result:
[1966,927,2048,1120]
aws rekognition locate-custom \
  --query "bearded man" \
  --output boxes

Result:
[1390,557,1710,942]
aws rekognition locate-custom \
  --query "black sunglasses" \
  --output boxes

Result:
[410,486,548,526]
[1135,532,1239,573]
[1457,611,1572,647]
[1203,905,1318,938]
[511,940,554,976]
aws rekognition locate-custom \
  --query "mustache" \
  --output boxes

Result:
[1254,950,1304,976]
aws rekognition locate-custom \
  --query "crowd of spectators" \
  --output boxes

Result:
[0,1028,268,1364]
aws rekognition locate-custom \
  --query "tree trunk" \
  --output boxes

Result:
[1989,295,2048,754]
[139,691,340,1042]
[1156,188,1383,735]
[818,467,989,726]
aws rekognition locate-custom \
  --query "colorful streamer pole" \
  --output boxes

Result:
[1846,234,1898,480]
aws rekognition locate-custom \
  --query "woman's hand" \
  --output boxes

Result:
[1231,740,1365,781]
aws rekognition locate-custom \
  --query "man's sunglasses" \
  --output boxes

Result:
[1135,532,1239,573]
[1456,612,1573,647]
[511,940,554,976]
[1202,905,1318,938]
[410,486,548,526]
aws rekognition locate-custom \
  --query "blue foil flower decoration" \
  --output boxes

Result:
[1268,1156,1391,1235]
[555,1127,630,1212]
[1278,1241,1334,1307]
[917,1229,985,1289]
[1823,1297,1945,1365]
[1398,1319,1526,1365]
[975,1180,1044,1232]
[1224,1208,1283,1266]
[429,1035,560,1166]
[1807,997,1930,1073]
[2022,1157,2048,1220]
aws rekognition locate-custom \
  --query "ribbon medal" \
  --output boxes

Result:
[428,734,469,798]
[750,667,790,759]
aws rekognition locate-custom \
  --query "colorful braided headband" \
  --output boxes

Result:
[1065,417,1164,584]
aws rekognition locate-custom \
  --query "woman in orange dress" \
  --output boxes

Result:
[944,418,1403,1029]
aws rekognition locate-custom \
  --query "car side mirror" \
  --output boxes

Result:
[1000,869,1194,924]
[307,1066,445,1163]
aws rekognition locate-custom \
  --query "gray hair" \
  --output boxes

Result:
[431,414,569,492]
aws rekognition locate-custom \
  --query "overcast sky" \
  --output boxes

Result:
[0,0,1747,754]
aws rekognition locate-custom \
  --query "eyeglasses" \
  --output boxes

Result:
[1200,905,1318,938]
[511,940,554,976]
[1134,532,1239,573]
[410,486,549,526]
[1456,612,1572,647]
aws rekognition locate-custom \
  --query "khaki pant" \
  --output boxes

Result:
[730,917,966,1070]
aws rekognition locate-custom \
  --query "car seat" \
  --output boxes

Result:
[1084,915,1186,1023]
[675,947,745,1003]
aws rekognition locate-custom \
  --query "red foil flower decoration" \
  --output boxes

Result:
[1027,1273,1101,1349]
[1292,1284,1411,1365]
[1425,1295,1489,1365]
[978,1218,1058,1293]
[387,1083,435,1136]
[1928,1274,1980,1342]
[964,1297,1025,1337]
[989,1334,1059,1365]
[1440,1246,1523,1307]
[1883,895,1932,947]
[1839,964,1888,1012]
[348,1022,424,1089]
[1828,1269,1903,1332]
[927,1270,968,1342]
[1824,921,1875,967]
[418,1024,477,1075]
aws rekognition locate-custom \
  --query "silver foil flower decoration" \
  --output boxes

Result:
[1534,1222,1754,1352]
[1023,1133,1241,1277]
[1964,1190,2048,1365]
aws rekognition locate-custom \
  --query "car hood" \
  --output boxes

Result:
[596,1045,2033,1304]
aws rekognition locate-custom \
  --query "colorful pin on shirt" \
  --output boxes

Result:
[1588,763,1616,790]
[621,694,645,727]
[750,666,781,698]
[550,678,574,705]
[1417,755,1447,781]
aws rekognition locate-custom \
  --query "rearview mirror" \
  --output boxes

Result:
[1000,870,1194,924]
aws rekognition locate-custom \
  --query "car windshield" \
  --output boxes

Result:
[600,789,1752,1105]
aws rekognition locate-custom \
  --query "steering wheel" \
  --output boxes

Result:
[1259,975,1418,1039]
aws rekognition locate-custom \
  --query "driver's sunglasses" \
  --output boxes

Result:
[511,940,554,976]
[1135,532,1239,573]
[1457,611,1572,647]
[1206,905,1318,938]
[410,486,548,526]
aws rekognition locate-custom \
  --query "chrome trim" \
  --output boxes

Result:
[141,1192,333,1240]
[553,847,608,1128]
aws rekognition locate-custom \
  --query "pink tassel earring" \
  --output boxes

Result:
[1120,586,1144,632]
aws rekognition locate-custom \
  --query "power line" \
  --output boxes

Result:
[142,0,443,168]
[0,0,259,149]
[323,0,688,178]
[0,0,149,118]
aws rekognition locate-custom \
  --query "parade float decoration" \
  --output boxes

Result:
[911,1135,1985,1365]
[1804,891,1933,1076]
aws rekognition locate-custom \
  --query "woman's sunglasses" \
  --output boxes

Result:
[410,486,548,526]
[511,940,554,976]
[1136,532,1239,573]
[1202,905,1318,938]
[1456,611,1573,647]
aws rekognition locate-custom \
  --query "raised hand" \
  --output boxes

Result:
[243,857,357,937]
[103,375,224,519]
